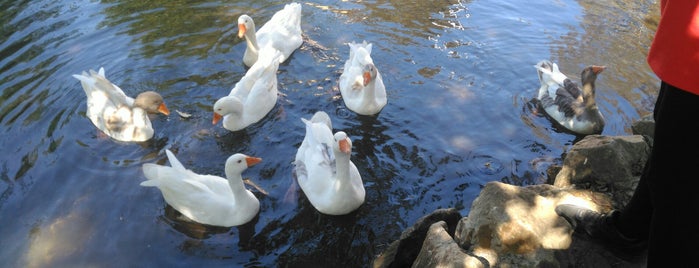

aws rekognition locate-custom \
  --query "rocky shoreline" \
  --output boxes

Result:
[372,118,655,267]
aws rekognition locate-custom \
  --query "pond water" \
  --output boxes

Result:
[0,0,660,266]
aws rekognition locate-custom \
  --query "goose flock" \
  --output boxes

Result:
[72,2,608,227]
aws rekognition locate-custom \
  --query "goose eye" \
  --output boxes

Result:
[237,159,242,163]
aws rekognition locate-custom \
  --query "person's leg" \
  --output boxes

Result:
[610,82,667,240]
[610,160,651,240]
[642,82,699,266]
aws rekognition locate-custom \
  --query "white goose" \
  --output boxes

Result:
[534,60,606,135]
[72,67,170,142]
[213,49,281,131]
[294,111,365,215]
[339,41,387,116]
[141,149,261,227]
[238,2,303,68]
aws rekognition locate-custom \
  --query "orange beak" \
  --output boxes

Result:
[158,103,170,116]
[212,112,222,125]
[362,71,372,86]
[238,24,246,38]
[339,138,351,154]
[245,156,262,166]
[591,65,606,74]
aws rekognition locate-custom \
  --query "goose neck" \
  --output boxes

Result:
[582,82,596,106]
[334,152,351,182]
[226,170,247,196]
[245,31,259,54]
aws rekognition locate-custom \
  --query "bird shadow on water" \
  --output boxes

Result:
[212,128,254,155]
[137,136,171,159]
[159,204,259,247]
[245,193,370,264]
[338,110,391,157]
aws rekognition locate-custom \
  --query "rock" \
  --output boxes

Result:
[374,119,654,267]
[372,208,461,268]
[631,115,655,139]
[451,182,574,267]
[553,135,650,208]
[412,221,484,267]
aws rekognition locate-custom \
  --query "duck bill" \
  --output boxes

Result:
[339,139,351,153]
[245,156,262,166]
[362,71,372,86]
[238,24,246,38]
[591,65,606,74]
[212,112,222,125]
[158,103,170,115]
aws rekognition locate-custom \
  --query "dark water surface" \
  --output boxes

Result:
[0,0,660,266]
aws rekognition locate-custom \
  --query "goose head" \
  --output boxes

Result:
[362,63,378,86]
[225,153,262,177]
[333,131,352,154]
[212,96,243,125]
[580,65,606,87]
[134,91,170,115]
[237,14,256,39]
[580,65,606,99]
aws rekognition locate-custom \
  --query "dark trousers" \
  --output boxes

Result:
[617,81,699,266]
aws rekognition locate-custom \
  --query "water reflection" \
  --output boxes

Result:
[25,209,94,267]
[335,1,469,42]
[99,0,238,59]
[0,1,82,186]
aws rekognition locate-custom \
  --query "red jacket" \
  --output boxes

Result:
[647,0,699,95]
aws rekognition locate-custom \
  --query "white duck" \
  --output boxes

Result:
[534,60,606,135]
[294,111,365,215]
[213,50,281,131]
[141,149,262,227]
[72,67,170,142]
[238,2,303,68]
[339,41,387,116]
